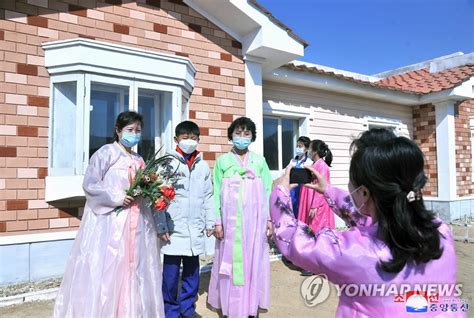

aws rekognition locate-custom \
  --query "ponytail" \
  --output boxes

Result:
[310,140,332,167]
[323,148,333,167]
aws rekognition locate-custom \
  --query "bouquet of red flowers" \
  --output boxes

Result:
[115,149,176,214]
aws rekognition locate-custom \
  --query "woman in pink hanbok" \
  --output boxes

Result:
[53,111,164,317]
[270,130,466,317]
[208,117,273,318]
[298,140,334,232]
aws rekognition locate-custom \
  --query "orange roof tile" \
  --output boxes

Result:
[377,65,474,93]
[283,63,474,95]
[283,63,421,95]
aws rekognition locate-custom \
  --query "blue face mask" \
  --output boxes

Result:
[232,136,252,150]
[120,132,141,148]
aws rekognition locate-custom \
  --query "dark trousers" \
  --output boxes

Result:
[162,254,200,318]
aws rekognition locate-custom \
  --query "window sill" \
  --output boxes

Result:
[45,175,85,202]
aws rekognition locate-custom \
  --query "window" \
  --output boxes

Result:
[49,75,175,177]
[367,123,399,136]
[43,39,195,201]
[263,117,299,170]
[366,116,403,137]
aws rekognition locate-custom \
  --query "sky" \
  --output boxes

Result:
[257,0,474,75]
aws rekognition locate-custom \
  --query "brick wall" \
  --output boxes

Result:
[455,99,474,197]
[413,104,438,196]
[0,0,245,234]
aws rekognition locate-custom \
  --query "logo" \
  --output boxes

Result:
[405,291,429,313]
[300,274,331,307]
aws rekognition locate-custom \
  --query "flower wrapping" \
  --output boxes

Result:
[115,148,177,214]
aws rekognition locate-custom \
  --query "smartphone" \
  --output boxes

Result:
[289,168,312,184]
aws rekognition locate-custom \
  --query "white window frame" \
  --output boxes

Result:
[365,116,402,136]
[43,39,195,202]
[263,101,310,175]
[263,116,299,171]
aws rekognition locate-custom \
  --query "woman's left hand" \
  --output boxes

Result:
[266,220,273,238]
[303,166,327,194]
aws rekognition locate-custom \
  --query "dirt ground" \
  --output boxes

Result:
[1,241,473,318]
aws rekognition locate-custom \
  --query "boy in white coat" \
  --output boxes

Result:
[155,121,215,318]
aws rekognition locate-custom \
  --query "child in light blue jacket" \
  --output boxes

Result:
[155,120,215,318]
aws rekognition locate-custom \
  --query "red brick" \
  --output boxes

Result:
[188,23,201,33]
[202,88,214,97]
[221,53,232,61]
[6,200,28,210]
[38,167,48,179]
[175,52,189,57]
[0,147,17,157]
[17,63,38,76]
[238,78,245,86]
[203,152,215,161]
[6,221,28,232]
[221,114,233,122]
[200,127,209,136]
[113,24,129,35]
[28,95,49,107]
[153,24,167,34]
[28,219,49,230]
[69,4,87,17]
[27,15,48,28]
[78,34,95,40]
[209,66,220,75]
[0,31,4,41]
[0,222,6,232]
[189,110,196,119]
[18,126,38,137]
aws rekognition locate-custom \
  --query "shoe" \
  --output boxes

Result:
[300,270,313,276]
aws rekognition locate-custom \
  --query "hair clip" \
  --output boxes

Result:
[406,191,419,202]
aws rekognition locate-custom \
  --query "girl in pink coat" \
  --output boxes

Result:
[298,140,334,232]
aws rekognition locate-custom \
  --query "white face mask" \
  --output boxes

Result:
[349,185,366,214]
[295,147,305,156]
[178,139,198,154]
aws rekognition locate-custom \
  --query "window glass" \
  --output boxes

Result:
[51,81,77,174]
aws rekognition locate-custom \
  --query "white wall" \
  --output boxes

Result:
[263,81,414,189]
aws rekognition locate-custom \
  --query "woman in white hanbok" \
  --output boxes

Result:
[53,111,164,317]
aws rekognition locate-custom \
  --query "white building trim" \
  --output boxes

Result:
[267,65,474,106]
[185,0,305,73]
[0,230,78,246]
[435,101,457,200]
[42,38,196,94]
[245,58,264,154]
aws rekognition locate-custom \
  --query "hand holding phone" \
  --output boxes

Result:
[289,168,313,184]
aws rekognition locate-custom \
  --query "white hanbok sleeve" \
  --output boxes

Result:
[82,148,125,214]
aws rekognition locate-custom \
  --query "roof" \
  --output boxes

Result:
[376,65,474,94]
[249,0,309,48]
[283,62,421,95]
[283,61,474,95]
